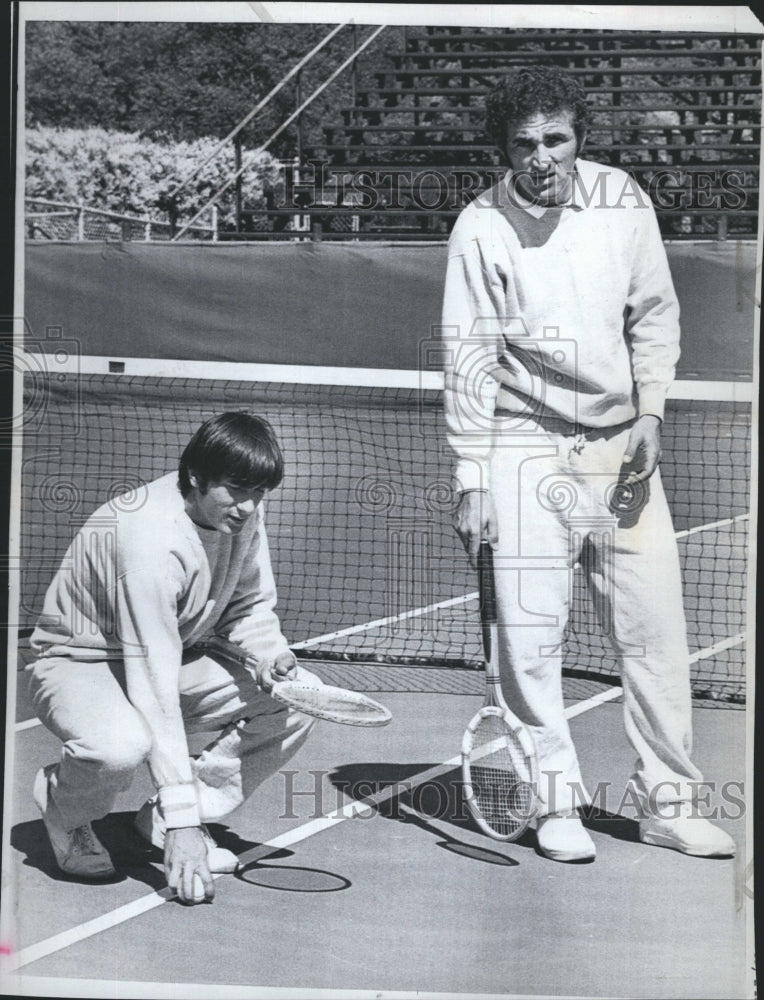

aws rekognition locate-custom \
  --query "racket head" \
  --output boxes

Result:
[461,705,540,841]
[271,680,392,727]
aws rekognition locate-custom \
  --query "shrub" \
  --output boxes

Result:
[25,126,284,226]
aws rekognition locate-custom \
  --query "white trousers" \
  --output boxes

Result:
[27,651,316,831]
[488,419,702,816]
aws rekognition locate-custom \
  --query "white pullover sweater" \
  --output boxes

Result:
[442,159,681,492]
[31,472,290,828]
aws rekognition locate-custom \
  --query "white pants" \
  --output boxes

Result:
[488,419,701,817]
[27,651,316,831]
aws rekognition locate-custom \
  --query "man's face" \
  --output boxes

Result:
[186,477,267,535]
[504,110,580,207]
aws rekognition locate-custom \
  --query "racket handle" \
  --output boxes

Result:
[478,541,497,626]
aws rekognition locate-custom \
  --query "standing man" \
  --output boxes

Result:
[28,412,318,902]
[442,66,735,862]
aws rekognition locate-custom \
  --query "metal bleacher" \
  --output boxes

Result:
[256,26,761,241]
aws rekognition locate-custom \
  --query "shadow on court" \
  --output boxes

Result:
[11,810,295,893]
[236,861,353,893]
[580,805,641,843]
[329,762,535,864]
[11,817,130,886]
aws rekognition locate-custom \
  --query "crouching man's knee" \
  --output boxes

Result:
[66,719,153,777]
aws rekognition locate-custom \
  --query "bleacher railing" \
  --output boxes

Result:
[25,198,218,242]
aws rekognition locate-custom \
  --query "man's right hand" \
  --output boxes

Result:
[165,826,214,905]
[453,490,499,569]
[241,648,298,693]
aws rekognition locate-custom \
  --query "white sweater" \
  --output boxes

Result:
[442,159,681,492]
[31,472,290,827]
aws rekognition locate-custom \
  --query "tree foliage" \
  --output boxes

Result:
[25,21,402,157]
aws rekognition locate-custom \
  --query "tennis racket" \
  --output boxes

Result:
[461,542,540,840]
[191,635,392,727]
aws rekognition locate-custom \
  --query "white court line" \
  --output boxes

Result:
[563,684,624,719]
[689,633,744,663]
[7,687,620,973]
[675,512,749,540]
[291,591,478,649]
[14,718,43,733]
[14,719,40,732]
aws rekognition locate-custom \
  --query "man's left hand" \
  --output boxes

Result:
[622,415,662,484]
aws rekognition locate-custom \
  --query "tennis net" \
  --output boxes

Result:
[18,358,751,703]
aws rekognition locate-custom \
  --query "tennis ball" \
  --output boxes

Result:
[189,874,206,904]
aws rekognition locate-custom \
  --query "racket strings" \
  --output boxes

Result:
[468,715,537,837]
[273,681,392,726]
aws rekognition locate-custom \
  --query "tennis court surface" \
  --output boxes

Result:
[3,664,751,997]
[2,359,753,997]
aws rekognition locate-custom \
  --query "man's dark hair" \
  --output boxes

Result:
[485,66,589,152]
[178,412,284,497]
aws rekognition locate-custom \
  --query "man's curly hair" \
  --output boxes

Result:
[485,66,589,153]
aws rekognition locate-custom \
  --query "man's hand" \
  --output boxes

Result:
[267,650,298,689]
[246,649,298,692]
[165,826,214,905]
[453,490,499,570]
[622,414,662,484]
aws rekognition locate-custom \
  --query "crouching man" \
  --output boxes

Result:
[28,412,318,904]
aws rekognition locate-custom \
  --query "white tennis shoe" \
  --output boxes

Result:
[134,797,240,874]
[640,804,736,857]
[33,766,117,880]
[536,813,596,863]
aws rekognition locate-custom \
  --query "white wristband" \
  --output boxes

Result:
[158,783,201,829]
